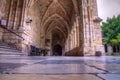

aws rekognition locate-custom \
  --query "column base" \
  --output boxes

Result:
[84,45,105,56]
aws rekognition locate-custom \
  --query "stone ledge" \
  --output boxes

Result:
[65,47,84,56]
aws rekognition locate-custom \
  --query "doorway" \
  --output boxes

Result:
[53,44,62,56]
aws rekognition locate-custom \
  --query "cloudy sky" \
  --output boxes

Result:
[97,0,120,22]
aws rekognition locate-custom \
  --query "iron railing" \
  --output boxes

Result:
[0,25,24,40]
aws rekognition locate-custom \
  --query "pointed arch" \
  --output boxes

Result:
[42,14,70,33]
[72,0,79,15]
[41,1,69,23]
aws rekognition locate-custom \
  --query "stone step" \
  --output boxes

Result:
[0,48,21,52]
[0,42,24,56]
[0,51,24,56]
[0,45,13,49]
[0,45,16,49]
[0,43,9,46]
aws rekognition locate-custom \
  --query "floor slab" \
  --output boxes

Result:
[0,56,120,80]
[98,74,120,80]
[0,74,102,80]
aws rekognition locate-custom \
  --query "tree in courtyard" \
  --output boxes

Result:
[101,15,120,46]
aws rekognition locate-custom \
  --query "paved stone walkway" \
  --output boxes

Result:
[0,56,120,80]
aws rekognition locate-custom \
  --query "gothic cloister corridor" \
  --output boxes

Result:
[24,0,86,56]
[0,0,104,56]
[1,0,120,80]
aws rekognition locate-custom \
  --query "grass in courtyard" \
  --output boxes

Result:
[107,53,120,57]
[113,54,120,57]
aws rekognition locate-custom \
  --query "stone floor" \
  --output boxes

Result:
[0,56,120,80]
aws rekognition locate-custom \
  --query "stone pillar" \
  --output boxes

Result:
[7,0,18,29]
[107,44,113,55]
[73,30,75,47]
[0,0,7,18]
[76,0,84,56]
[75,26,77,47]
[119,45,120,53]
[76,16,80,47]
[82,0,91,55]
[13,0,23,30]
[0,0,11,42]
[81,0,104,56]
[0,27,4,42]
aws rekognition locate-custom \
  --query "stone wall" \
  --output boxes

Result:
[64,9,82,56]
[0,0,25,52]
[21,3,42,54]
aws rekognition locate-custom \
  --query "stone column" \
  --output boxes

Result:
[76,16,80,47]
[0,0,7,42]
[73,30,75,47]
[7,0,18,29]
[74,26,77,47]
[81,0,104,56]
[13,0,23,30]
[117,45,120,53]
[0,27,4,42]
[75,0,84,56]
[92,0,105,55]
[68,38,70,52]
[82,0,91,55]
[107,44,113,55]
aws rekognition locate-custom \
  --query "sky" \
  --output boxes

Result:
[97,0,120,22]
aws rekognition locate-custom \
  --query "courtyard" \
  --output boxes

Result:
[0,56,120,80]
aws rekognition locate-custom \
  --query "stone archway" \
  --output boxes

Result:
[0,0,104,56]
[21,0,104,56]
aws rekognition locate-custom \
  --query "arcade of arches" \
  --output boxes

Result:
[0,0,104,56]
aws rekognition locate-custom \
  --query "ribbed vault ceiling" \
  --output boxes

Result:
[27,0,75,38]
